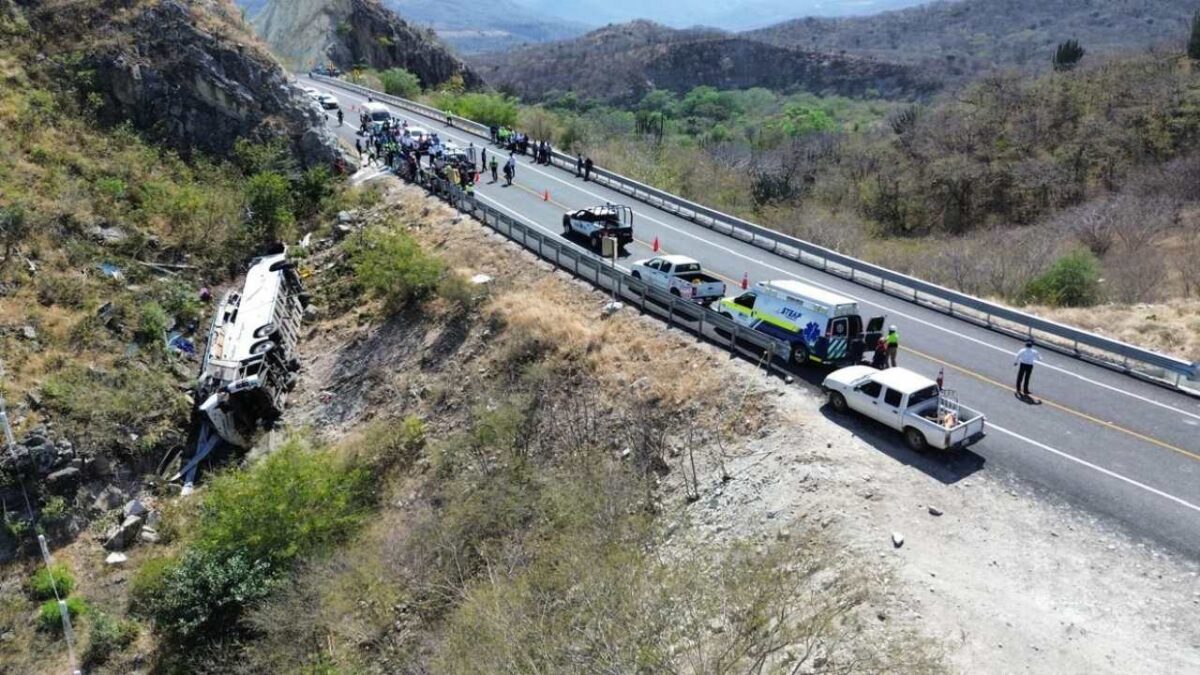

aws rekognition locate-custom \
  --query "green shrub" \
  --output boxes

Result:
[40,495,69,522]
[136,301,169,344]
[28,563,75,600]
[244,171,295,246]
[429,92,518,127]
[295,165,336,220]
[129,556,178,614]
[379,67,421,98]
[437,273,482,313]
[350,227,444,311]
[37,597,87,632]
[144,550,274,644]
[83,612,139,666]
[1024,250,1101,307]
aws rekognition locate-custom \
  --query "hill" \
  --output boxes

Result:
[746,0,1200,80]
[470,20,938,103]
[252,0,481,88]
[382,0,590,54]
[516,0,928,31]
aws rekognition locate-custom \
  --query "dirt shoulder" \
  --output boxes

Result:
[295,178,1200,673]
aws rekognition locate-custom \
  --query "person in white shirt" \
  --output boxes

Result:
[1013,340,1041,397]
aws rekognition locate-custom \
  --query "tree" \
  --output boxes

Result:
[1023,250,1101,307]
[1190,11,1200,61]
[244,172,294,246]
[379,67,421,98]
[1053,40,1085,71]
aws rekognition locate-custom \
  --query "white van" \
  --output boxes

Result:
[364,102,391,129]
[716,280,884,367]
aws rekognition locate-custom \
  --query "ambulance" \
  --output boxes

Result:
[716,280,884,367]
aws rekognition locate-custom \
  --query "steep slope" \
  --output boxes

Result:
[471,20,937,103]
[747,0,1199,80]
[252,0,481,88]
[516,0,927,30]
[13,0,338,165]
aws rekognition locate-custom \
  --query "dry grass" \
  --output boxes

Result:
[1024,299,1200,363]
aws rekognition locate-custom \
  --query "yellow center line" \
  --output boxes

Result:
[498,174,1192,460]
[904,345,1200,463]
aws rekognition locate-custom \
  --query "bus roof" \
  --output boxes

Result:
[758,280,857,312]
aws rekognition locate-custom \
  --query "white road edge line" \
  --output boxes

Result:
[989,423,1200,515]
[323,80,1200,425]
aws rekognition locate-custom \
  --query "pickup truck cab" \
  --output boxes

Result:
[823,366,986,451]
[630,255,725,304]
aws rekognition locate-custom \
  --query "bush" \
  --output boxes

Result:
[196,439,372,566]
[36,274,90,308]
[37,597,88,632]
[29,563,76,600]
[244,171,295,246]
[430,92,518,128]
[379,67,421,98]
[351,227,444,311]
[294,165,335,220]
[84,612,139,666]
[136,301,169,344]
[437,273,482,313]
[1024,250,1102,307]
[129,556,178,613]
[144,550,274,644]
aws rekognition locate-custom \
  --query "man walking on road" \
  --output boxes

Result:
[583,157,594,182]
[886,325,899,368]
[1013,340,1041,398]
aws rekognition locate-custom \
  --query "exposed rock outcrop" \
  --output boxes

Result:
[253,0,480,89]
[14,0,339,166]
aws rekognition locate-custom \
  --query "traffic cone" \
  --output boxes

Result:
[740,272,749,290]
[652,236,660,252]
[543,190,550,201]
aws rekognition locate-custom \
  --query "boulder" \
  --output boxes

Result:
[91,486,126,513]
[20,325,37,341]
[45,467,82,495]
[105,552,128,566]
[103,515,144,551]
[123,499,148,519]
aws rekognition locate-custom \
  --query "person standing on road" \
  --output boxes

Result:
[355,138,362,157]
[337,109,344,126]
[871,336,889,370]
[886,325,899,368]
[583,156,594,182]
[1013,340,1042,398]
[489,155,499,183]
[576,154,584,177]
[481,147,487,172]
[504,153,517,185]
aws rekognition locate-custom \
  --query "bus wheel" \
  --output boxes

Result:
[791,343,810,366]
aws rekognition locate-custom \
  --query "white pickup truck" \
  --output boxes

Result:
[823,366,986,451]
[630,255,726,304]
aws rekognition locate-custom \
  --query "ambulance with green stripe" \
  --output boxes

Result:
[716,280,884,367]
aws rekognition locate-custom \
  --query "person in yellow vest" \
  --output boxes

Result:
[886,325,899,368]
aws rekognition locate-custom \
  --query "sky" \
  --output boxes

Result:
[511,0,931,31]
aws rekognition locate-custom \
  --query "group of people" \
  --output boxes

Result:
[870,326,901,370]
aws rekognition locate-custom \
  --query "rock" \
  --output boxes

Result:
[139,528,160,544]
[105,552,128,566]
[707,618,725,634]
[45,467,82,494]
[103,515,144,551]
[145,510,162,529]
[87,225,129,245]
[927,506,944,517]
[92,486,126,512]
[123,499,148,518]
[892,532,905,548]
[20,325,37,340]
[337,210,356,224]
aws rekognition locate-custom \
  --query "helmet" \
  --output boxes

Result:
[889,325,897,332]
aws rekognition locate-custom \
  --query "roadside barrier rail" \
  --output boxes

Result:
[314,75,1200,395]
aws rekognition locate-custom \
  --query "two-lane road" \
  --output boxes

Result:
[309,77,1200,557]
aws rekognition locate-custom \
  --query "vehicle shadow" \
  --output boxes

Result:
[788,363,986,485]
[558,230,634,258]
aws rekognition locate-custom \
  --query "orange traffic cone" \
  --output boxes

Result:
[543,190,550,201]
[652,237,660,252]
[741,272,749,290]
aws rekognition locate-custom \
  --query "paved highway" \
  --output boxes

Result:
[307,77,1200,557]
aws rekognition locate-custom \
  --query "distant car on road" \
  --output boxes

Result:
[562,204,634,251]
[822,366,986,451]
[630,255,725,304]
[317,94,339,110]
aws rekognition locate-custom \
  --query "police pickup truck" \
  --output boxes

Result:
[823,366,986,451]
[562,204,634,251]
[630,255,725,304]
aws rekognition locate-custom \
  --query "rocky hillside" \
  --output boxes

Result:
[13,0,338,165]
[252,0,481,88]
[471,20,937,103]
[746,0,1200,81]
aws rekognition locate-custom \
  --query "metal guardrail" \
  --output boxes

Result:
[315,75,1200,395]
[412,172,794,373]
